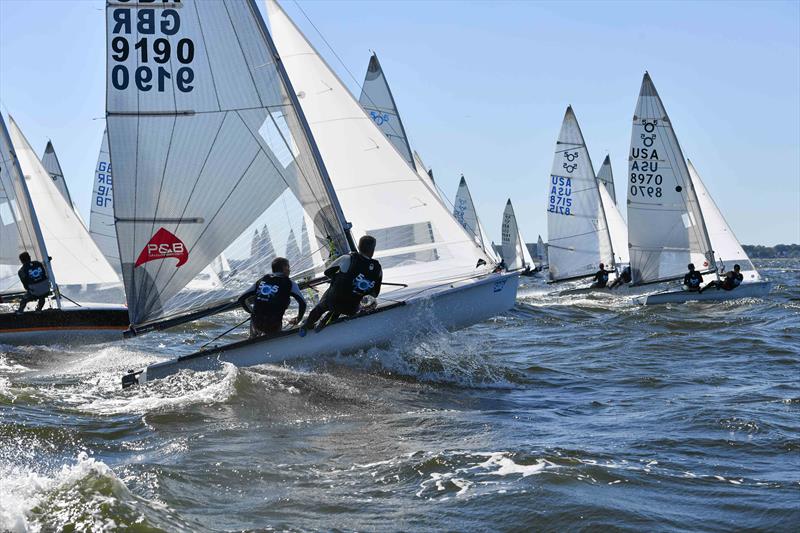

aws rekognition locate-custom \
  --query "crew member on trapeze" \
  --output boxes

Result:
[238,257,306,338]
[300,235,383,335]
[15,252,51,314]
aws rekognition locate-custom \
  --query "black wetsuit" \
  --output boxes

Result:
[591,269,610,288]
[721,271,743,291]
[609,267,631,289]
[17,260,50,312]
[238,273,306,337]
[683,271,703,291]
[304,252,382,330]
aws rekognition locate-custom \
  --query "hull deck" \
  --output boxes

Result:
[640,281,772,305]
[0,306,129,344]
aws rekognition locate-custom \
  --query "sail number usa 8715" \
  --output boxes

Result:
[109,1,194,93]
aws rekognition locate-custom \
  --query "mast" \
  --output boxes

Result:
[249,0,355,253]
[0,116,60,309]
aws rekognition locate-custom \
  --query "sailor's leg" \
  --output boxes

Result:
[35,296,46,311]
[16,293,33,313]
[303,291,332,330]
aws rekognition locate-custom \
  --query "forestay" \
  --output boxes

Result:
[688,160,759,281]
[8,117,119,289]
[41,141,76,212]
[627,73,714,285]
[0,115,49,294]
[596,154,616,204]
[89,129,122,273]
[105,0,350,326]
[267,0,492,284]
[358,53,415,171]
[501,199,533,271]
[598,181,629,265]
[546,106,613,281]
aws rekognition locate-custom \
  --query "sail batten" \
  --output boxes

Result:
[627,73,714,285]
[546,106,614,281]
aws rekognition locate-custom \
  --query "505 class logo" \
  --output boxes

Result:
[135,227,189,268]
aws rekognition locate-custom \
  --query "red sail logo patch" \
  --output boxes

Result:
[135,228,189,268]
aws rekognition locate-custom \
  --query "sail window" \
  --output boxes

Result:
[0,201,17,226]
[258,110,300,170]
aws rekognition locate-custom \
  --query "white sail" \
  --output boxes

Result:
[285,228,301,266]
[358,53,415,170]
[8,117,119,287]
[535,235,548,267]
[501,200,531,271]
[40,141,76,211]
[453,175,494,255]
[688,160,759,281]
[627,73,714,285]
[546,106,614,281]
[596,154,616,204]
[267,0,492,284]
[89,129,121,273]
[598,181,629,265]
[105,0,350,326]
[0,115,50,294]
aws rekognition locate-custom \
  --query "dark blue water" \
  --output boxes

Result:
[1,259,798,531]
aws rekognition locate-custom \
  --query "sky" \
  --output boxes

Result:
[0,0,798,246]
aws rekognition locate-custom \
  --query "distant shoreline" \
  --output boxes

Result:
[742,244,800,259]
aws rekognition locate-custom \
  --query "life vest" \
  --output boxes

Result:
[252,274,292,319]
[686,271,702,288]
[596,270,609,285]
[331,252,381,313]
[20,261,51,297]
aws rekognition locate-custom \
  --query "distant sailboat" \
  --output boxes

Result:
[500,199,535,274]
[89,128,120,274]
[546,106,614,282]
[453,175,500,262]
[115,0,516,385]
[596,158,629,266]
[596,155,616,204]
[627,73,770,304]
[0,115,127,343]
[41,141,79,216]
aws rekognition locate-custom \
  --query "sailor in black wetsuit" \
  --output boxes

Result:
[699,264,744,293]
[683,263,703,292]
[300,235,382,335]
[16,252,51,314]
[590,263,612,289]
[609,265,632,289]
[238,257,306,338]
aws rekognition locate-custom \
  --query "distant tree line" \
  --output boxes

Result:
[742,244,800,258]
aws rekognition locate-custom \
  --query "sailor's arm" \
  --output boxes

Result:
[238,282,257,314]
[289,280,307,322]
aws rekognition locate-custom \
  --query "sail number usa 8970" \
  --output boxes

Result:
[630,119,662,199]
[110,1,194,93]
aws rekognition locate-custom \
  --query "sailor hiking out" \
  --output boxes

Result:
[15,252,51,314]
[300,235,382,335]
[683,263,704,292]
[590,263,612,289]
[238,257,306,338]
[699,264,744,293]
[609,265,631,289]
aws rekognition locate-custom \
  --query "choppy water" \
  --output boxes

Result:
[1,259,798,531]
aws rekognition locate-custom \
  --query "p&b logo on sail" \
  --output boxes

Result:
[135,227,189,268]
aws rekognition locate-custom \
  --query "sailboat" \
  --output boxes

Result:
[359,52,442,198]
[596,157,629,267]
[0,115,128,343]
[627,73,770,305]
[453,175,500,263]
[41,141,81,219]
[535,235,548,269]
[500,199,535,275]
[113,0,517,386]
[547,106,615,286]
[89,129,121,274]
[596,155,617,204]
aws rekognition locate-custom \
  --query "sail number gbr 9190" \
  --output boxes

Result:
[110,1,194,93]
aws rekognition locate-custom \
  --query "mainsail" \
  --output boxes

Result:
[453,175,493,256]
[8,117,119,289]
[0,115,51,294]
[627,73,714,285]
[501,199,534,271]
[688,160,759,281]
[596,154,616,204]
[105,0,351,327]
[40,141,76,211]
[358,53,415,170]
[89,129,122,273]
[546,106,614,281]
[267,0,492,283]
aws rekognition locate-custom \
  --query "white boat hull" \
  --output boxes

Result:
[131,272,520,385]
[640,281,772,305]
